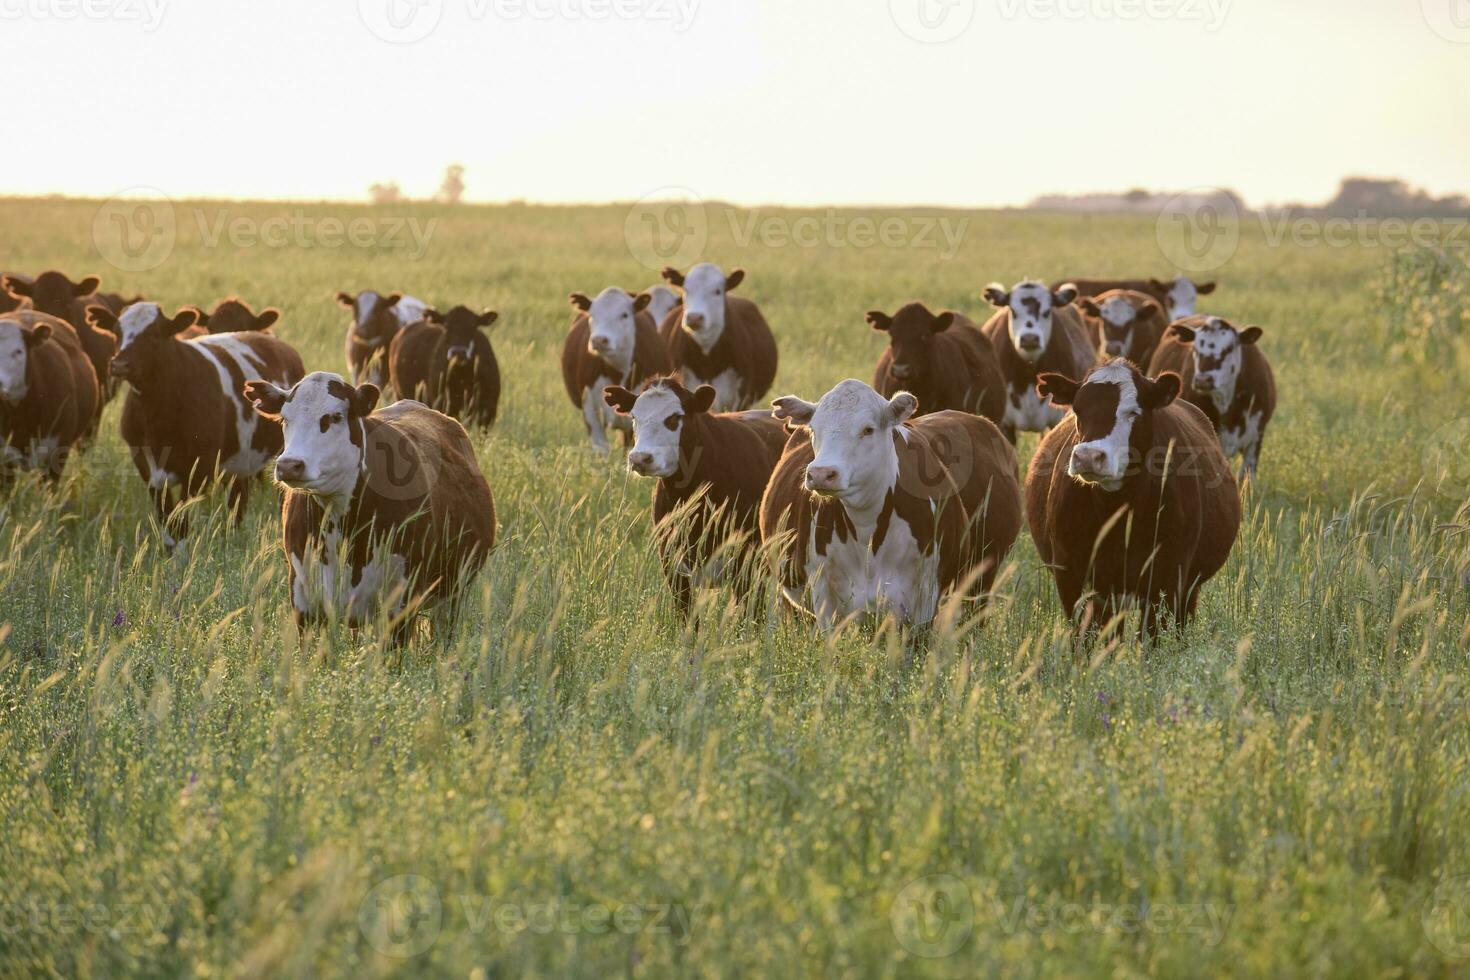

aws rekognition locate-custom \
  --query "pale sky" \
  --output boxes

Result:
[3,0,1467,208]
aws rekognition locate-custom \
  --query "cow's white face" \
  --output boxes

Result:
[626,386,684,478]
[1065,361,1141,492]
[1187,318,1245,402]
[587,288,641,366]
[679,263,731,350]
[253,372,372,500]
[1164,279,1199,320]
[988,280,1073,364]
[774,379,915,509]
[0,321,30,403]
[1097,295,1137,357]
[116,302,162,352]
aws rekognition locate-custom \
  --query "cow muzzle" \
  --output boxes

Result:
[589,335,612,354]
[805,465,843,495]
[109,358,135,381]
[275,457,308,485]
[1191,374,1216,392]
[1104,342,1125,357]
[889,362,913,380]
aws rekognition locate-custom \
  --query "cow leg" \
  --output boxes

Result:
[582,390,610,453]
[1001,421,1018,445]
[1239,432,1263,484]
[228,476,251,526]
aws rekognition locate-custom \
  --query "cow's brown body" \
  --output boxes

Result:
[194,298,281,334]
[389,309,501,427]
[870,305,1007,427]
[0,311,98,480]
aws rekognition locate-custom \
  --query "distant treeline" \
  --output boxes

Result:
[1029,178,1470,218]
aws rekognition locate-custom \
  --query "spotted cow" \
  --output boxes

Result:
[980,280,1097,441]
[1077,289,1168,364]
[659,264,778,412]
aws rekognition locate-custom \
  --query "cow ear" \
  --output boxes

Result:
[164,308,199,335]
[1196,280,1217,295]
[335,291,355,308]
[4,275,33,298]
[724,268,745,291]
[865,311,892,332]
[568,292,592,312]
[382,293,402,308]
[1078,298,1101,317]
[477,310,498,330]
[982,283,1010,307]
[85,304,119,334]
[1238,326,1263,345]
[74,276,100,296]
[887,391,918,424]
[688,385,717,414]
[255,309,280,330]
[423,308,444,324]
[1052,283,1078,306]
[661,266,685,288]
[932,312,955,332]
[183,305,208,326]
[244,380,290,419]
[23,323,51,348]
[1036,372,1080,406]
[1138,299,1162,320]
[602,385,637,414]
[1148,278,1171,294]
[1169,324,1197,344]
[1140,372,1181,409]
[351,383,380,417]
[632,292,652,314]
[771,395,817,426]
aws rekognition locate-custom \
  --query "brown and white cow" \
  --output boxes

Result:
[1148,316,1276,481]
[561,287,672,452]
[980,279,1096,441]
[760,380,1022,631]
[1060,276,1217,322]
[245,372,496,639]
[604,378,788,613]
[191,297,281,334]
[337,290,427,389]
[869,302,1007,428]
[4,270,130,411]
[1077,289,1168,364]
[643,284,680,328]
[389,306,501,427]
[87,302,305,547]
[0,310,98,480]
[1026,360,1240,640]
[659,264,778,412]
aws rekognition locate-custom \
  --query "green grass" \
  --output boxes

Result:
[2,197,1469,978]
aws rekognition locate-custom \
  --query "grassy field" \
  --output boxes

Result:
[2,196,1469,978]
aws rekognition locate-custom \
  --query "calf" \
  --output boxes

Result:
[1148,316,1276,480]
[604,378,788,613]
[1026,361,1240,640]
[337,289,427,389]
[192,298,281,334]
[0,310,98,480]
[245,372,496,639]
[980,280,1096,441]
[761,379,1022,631]
[1060,276,1217,321]
[659,263,778,412]
[389,305,501,427]
[869,303,1007,427]
[4,270,129,409]
[1077,289,1168,364]
[561,287,672,452]
[87,302,305,547]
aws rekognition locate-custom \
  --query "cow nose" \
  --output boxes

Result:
[890,363,912,379]
[806,466,840,491]
[1072,447,1106,474]
[1193,375,1215,391]
[685,313,706,329]
[1105,343,1124,356]
[1019,335,1041,350]
[109,358,129,377]
[628,451,652,473]
[275,457,306,482]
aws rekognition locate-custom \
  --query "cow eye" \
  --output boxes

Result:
[861,426,875,437]
[664,413,683,431]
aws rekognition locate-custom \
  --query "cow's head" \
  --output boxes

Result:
[570,288,649,369]
[424,306,497,370]
[1149,276,1216,320]
[0,317,52,404]
[88,302,198,385]
[1079,292,1162,359]
[868,302,955,388]
[663,263,744,352]
[3,270,101,319]
[772,379,916,506]
[337,290,403,346]
[1038,360,1182,492]
[194,298,280,334]
[984,279,1077,363]
[603,377,716,478]
[1168,316,1261,403]
[247,371,379,497]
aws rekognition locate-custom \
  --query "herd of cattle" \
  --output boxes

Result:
[0,262,1276,641]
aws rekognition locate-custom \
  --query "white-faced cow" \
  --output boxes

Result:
[337,290,427,389]
[1077,289,1168,364]
[1026,360,1240,640]
[388,306,501,427]
[1059,276,1217,322]
[1148,316,1276,481]
[245,372,496,641]
[760,379,1022,631]
[603,378,788,613]
[561,287,672,452]
[643,285,680,328]
[87,302,305,547]
[190,298,281,334]
[980,279,1097,441]
[869,302,1007,427]
[659,264,778,412]
[0,310,98,481]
